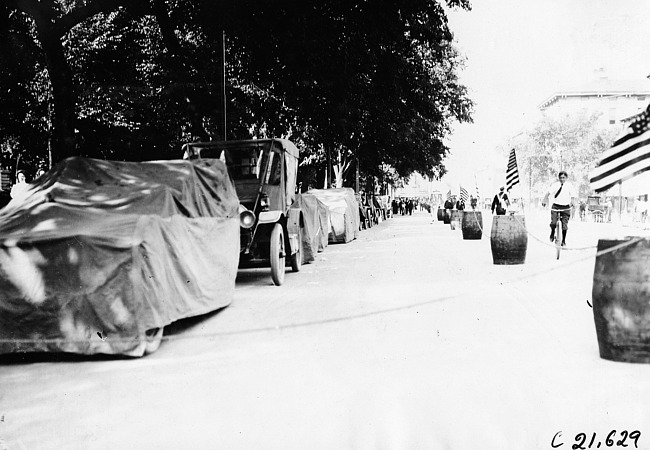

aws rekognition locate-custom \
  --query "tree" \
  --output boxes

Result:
[217,0,473,185]
[0,6,50,175]
[1,0,473,190]
[509,111,619,200]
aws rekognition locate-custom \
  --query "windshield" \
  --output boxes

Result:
[220,147,281,186]
[219,148,262,180]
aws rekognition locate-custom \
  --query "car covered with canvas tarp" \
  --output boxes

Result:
[290,192,330,263]
[306,188,359,244]
[0,157,240,357]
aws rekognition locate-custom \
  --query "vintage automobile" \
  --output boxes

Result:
[183,139,303,286]
[587,195,605,222]
[0,157,240,357]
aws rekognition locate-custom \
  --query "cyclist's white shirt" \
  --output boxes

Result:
[548,181,575,206]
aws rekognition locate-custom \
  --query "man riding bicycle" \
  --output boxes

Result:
[541,171,575,247]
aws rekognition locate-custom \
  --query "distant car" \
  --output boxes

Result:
[0,157,240,357]
[587,195,605,221]
[183,139,303,286]
[306,188,360,244]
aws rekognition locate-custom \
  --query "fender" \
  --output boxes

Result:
[258,210,282,224]
[286,207,302,235]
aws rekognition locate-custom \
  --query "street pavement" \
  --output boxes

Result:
[2,208,650,449]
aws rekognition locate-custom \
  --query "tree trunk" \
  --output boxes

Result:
[30,6,77,163]
[11,0,133,163]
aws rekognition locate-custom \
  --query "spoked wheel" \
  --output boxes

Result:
[290,228,302,272]
[144,327,164,355]
[555,225,563,260]
[270,223,286,286]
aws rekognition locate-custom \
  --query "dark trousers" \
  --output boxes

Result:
[550,204,571,234]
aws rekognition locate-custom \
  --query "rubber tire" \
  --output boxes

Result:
[290,228,302,272]
[555,223,563,260]
[144,327,164,355]
[270,223,285,286]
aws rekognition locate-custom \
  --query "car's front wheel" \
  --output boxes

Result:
[290,228,302,273]
[270,223,285,286]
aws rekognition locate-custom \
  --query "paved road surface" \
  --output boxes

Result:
[2,209,650,449]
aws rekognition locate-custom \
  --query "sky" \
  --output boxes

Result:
[439,0,650,195]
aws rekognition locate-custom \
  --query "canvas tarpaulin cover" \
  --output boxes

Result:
[306,188,359,244]
[290,193,330,263]
[0,157,240,357]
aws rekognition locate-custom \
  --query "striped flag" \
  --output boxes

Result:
[460,185,469,203]
[506,148,520,191]
[590,104,650,193]
[446,189,452,200]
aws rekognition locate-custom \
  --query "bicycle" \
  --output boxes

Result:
[554,214,563,259]
[549,206,571,260]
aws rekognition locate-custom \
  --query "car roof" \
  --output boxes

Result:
[187,138,299,160]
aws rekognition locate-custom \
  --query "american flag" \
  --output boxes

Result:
[446,189,452,200]
[506,148,520,191]
[460,185,469,203]
[590,104,650,193]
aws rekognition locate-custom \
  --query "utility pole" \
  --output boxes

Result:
[529,158,533,209]
[222,30,227,141]
[218,30,227,141]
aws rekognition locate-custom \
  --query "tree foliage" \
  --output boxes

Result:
[508,112,619,198]
[0,0,473,188]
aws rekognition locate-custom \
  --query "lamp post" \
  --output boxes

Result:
[527,153,554,208]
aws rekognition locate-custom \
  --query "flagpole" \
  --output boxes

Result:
[618,180,623,222]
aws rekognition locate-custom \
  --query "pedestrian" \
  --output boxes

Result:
[10,170,29,199]
[491,187,509,215]
[639,198,648,223]
[541,170,576,247]
[455,198,465,211]
[470,196,478,210]
[604,198,613,222]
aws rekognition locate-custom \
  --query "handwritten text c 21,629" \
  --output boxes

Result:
[551,430,641,449]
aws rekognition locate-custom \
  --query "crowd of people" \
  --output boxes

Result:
[391,198,417,215]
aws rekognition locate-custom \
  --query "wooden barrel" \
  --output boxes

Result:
[592,238,650,363]
[490,214,527,264]
[462,211,483,240]
[450,210,462,230]
[436,208,444,222]
[443,209,451,224]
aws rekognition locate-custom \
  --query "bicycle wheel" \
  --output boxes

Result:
[555,222,563,260]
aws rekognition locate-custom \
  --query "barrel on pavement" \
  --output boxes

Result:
[592,237,650,363]
[490,214,527,264]
[462,211,483,240]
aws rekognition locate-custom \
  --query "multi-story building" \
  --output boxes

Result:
[538,76,650,127]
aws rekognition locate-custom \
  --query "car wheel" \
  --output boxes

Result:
[144,327,164,355]
[270,223,285,286]
[290,228,302,273]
